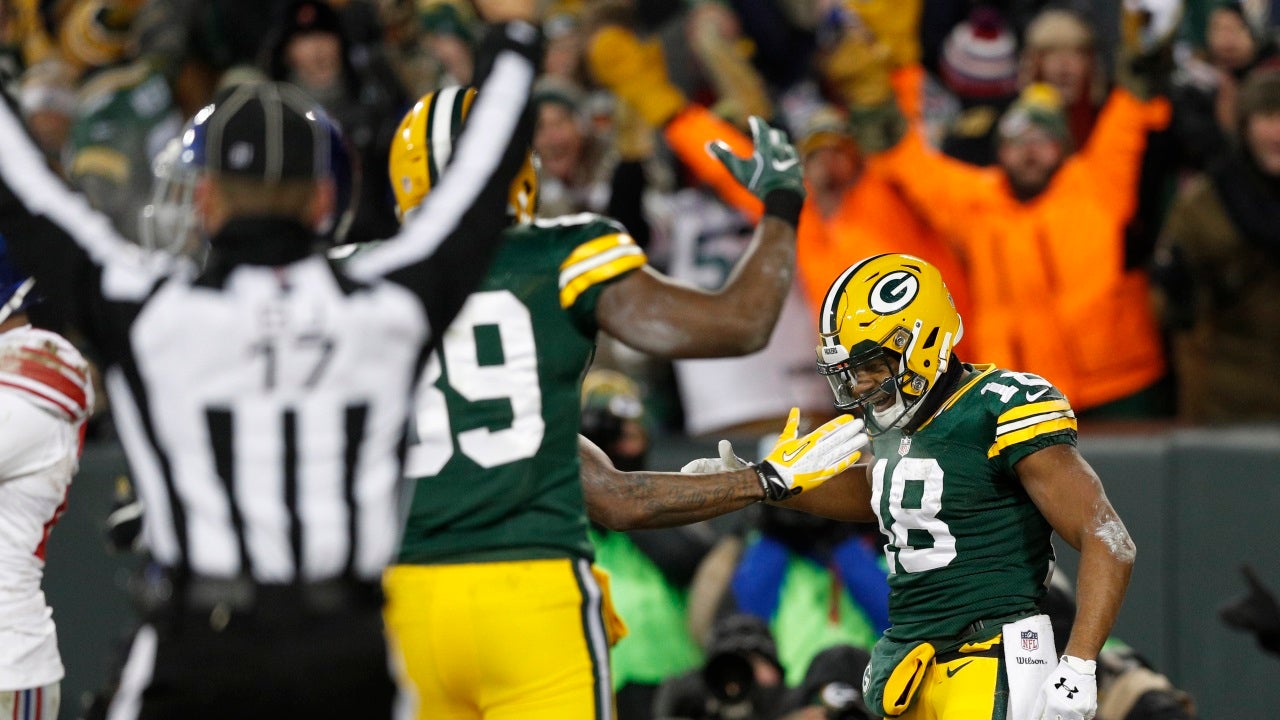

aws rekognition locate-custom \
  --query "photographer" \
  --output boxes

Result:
[776,645,875,720]
[654,614,789,720]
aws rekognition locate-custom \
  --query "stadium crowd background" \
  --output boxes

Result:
[3,0,1280,718]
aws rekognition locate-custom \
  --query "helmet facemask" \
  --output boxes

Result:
[817,327,931,436]
[139,135,204,263]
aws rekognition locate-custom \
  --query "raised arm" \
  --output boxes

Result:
[594,116,804,358]
[345,15,542,336]
[0,83,160,341]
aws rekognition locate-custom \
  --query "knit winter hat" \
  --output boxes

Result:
[997,82,1071,143]
[797,104,856,158]
[1024,8,1095,51]
[940,7,1020,99]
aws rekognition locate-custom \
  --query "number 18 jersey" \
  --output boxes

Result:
[396,214,645,565]
[869,364,1077,641]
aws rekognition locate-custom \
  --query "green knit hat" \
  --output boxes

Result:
[997,83,1071,144]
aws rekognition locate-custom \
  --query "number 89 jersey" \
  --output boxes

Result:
[869,364,1076,641]
[397,214,645,565]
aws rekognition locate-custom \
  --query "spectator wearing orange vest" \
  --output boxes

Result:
[823,0,1180,415]
[584,18,969,325]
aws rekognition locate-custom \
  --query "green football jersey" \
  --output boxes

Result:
[869,364,1077,641]
[396,214,645,564]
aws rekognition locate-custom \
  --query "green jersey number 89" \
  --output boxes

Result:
[405,290,545,476]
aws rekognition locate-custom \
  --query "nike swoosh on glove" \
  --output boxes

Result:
[755,408,867,501]
[705,115,805,200]
[1030,655,1097,720]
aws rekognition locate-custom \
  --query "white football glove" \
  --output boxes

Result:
[680,439,750,474]
[1030,655,1097,720]
[755,408,867,501]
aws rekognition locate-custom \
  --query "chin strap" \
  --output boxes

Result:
[898,357,968,435]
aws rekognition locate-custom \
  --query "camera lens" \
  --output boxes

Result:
[703,652,756,703]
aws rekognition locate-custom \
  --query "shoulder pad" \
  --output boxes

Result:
[0,327,94,422]
[533,212,627,235]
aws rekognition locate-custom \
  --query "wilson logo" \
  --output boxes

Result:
[869,272,919,315]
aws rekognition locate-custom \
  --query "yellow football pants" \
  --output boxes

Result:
[384,558,613,720]
[900,641,1006,720]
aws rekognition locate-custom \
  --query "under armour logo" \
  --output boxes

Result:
[1055,678,1079,699]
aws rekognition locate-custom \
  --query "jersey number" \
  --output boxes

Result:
[980,371,1051,404]
[405,291,545,476]
[873,457,957,573]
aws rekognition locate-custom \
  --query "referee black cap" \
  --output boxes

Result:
[202,81,330,183]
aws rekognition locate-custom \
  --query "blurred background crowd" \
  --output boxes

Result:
[4,0,1280,718]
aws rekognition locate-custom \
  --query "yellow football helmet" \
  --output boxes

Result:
[815,253,963,432]
[388,85,539,223]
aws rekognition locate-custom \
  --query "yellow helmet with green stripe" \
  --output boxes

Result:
[815,253,963,431]
[388,85,539,223]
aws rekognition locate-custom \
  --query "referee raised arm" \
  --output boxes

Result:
[0,2,542,718]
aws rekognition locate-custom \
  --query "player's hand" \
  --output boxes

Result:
[1030,655,1097,720]
[756,408,867,501]
[706,116,804,201]
[680,439,750,474]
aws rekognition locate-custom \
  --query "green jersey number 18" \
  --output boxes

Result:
[873,457,957,574]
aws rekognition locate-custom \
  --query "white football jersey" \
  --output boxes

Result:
[0,325,92,690]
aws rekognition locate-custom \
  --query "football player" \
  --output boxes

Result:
[0,236,94,720]
[379,87,868,720]
[735,253,1135,720]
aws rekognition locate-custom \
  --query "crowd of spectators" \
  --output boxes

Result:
[4,0,1279,717]
[3,0,1279,432]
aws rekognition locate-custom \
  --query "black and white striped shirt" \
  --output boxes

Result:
[0,22,542,585]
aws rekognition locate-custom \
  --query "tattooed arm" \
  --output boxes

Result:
[580,435,764,530]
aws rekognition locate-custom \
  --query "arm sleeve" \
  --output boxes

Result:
[874,129,995,240]
[662,105,764,221]
[0,83,145,341]
[1075,89,1172,221]
[345,21,543,337]
[984,375,1078,472]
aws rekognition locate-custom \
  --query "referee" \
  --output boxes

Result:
[0,2,542,718]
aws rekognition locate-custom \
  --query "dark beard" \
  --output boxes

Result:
[1004,166,1057,202]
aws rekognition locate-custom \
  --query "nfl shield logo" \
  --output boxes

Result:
[898,436,912,457]
[1021,630,1039,652]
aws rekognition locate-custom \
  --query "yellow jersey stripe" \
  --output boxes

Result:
[559,233,636,271]
[560,243,645,288]
[996,399,1072,425]
[987,417,1078,458]
[560,253,646,308]
[995,410,1074,438]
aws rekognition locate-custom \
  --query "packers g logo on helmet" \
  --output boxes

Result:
[869,271,919,315]
[815,254,963,432]
[389,85,539,224]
